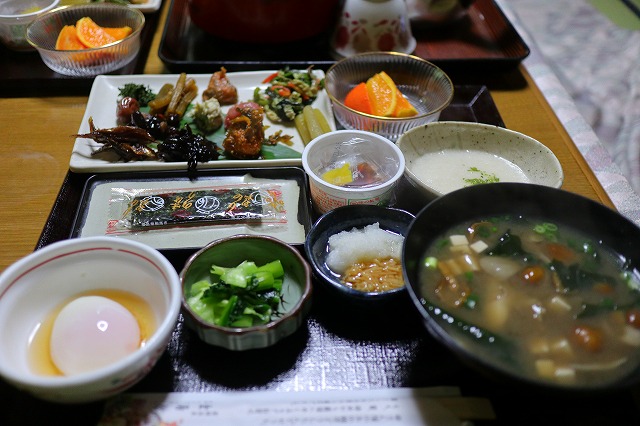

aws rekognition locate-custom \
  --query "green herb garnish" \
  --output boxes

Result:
[118,83,156,107]
[463,167,500,185]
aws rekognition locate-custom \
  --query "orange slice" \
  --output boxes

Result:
[365,71,397,117]
[344,82,372,114]
[103,26,133,41]
[394,90,418,117]
[75,17,117,48]
[55,25,87,50]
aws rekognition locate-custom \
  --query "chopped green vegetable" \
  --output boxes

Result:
[187,259,286,327]
[253,67,323,122]
[464,293,479,310]
[533,222,558,241]
[118,83,156,107]
[549,260,617,291]
[463,167,500,185]
[487,229,533,261]
[424,256,438,269]
[424,302,515,365]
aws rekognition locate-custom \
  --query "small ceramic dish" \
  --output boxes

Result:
[180,235,312,351]
[304,205,415,303]
[0,237,182,403]
[397,121,564,198]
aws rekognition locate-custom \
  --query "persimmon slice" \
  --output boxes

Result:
[55,25,87,50]
[76,17,117,48]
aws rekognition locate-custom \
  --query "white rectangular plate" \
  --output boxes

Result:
[76,174,308,248]
[70,70,333,172]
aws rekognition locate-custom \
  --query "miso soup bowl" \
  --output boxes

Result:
[403,183,640,392]
[0,237,182,403]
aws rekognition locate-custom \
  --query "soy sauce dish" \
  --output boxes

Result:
[305,205,415,303]
[403,183,640,392]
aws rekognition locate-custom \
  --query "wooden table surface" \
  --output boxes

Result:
[0,0,612,273]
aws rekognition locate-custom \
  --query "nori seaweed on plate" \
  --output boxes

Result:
[128,187,275,229]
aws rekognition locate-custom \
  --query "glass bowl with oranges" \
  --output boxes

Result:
[324,52,454,142]
[26,3,144,77]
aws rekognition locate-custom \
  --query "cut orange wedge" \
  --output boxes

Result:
[76,17,117,48]
[344,82,372,114]
[103,26,133,41]
[366,71,397,117]
[394,90,418,117]
[55,25,87,50]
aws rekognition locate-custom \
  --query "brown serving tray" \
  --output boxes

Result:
[4,84,640,425]
[0,5,162,95]
[158,0,529,74]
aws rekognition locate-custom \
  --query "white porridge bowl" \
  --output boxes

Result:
[397,121,564,199]
[0,237,181,403]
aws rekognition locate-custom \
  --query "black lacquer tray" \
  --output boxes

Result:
[3,85,640,426]
[158,0,529,74]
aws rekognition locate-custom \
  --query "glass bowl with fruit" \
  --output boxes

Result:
[25,3,144,77]
[324,51,454,142]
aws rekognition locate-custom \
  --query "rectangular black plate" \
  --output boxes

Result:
[69,167,313,269]
[158,0,529,74]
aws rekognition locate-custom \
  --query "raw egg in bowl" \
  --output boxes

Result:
[0,237,181,403]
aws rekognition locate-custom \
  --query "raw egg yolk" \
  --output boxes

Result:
[49,295,141,376]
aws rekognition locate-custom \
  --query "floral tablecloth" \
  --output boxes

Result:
[497,0,640,225]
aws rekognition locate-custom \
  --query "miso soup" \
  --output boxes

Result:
[419,215,640,387]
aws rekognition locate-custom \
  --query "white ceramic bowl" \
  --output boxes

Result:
[302,130,405,214]
[180,235,312,351]
[0,237,181,403]
[397,121,564,198]
[0,0,59,51]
